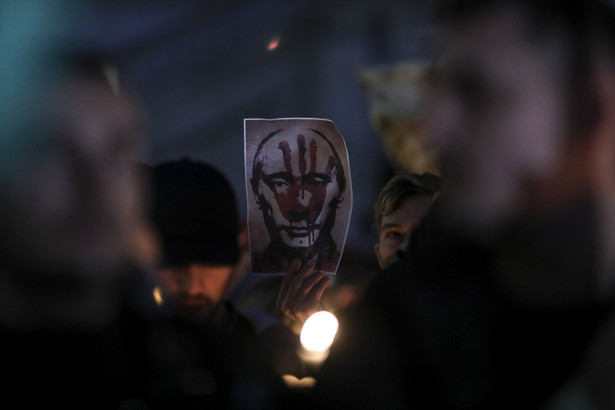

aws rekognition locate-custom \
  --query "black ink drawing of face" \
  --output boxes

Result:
[252,128,346,248]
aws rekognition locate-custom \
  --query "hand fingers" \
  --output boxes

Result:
[276,259,303,310]
[295,272,330,313]
[290,274,331,322]
[283,258,317,306]
[306,274,330,306]
[299,271,329,299]
[282,271,329,319]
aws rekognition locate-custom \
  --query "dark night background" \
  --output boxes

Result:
[76,0,435,255]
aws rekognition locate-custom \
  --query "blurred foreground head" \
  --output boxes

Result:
[0,52,146,329]
[0,55,144,274]
[430,0,615,237]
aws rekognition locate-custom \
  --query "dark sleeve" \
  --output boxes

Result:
[239,306,307,377]
[304,278,418,410]
[299,207,444,410]
[304,201,497,410]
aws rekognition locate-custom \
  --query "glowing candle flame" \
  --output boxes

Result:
[153,286,163,306]
[267,36,280,51]
[300,311,339,352]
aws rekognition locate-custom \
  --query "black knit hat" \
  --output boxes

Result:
[152,158,240,267]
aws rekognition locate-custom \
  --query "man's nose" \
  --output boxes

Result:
[296,187,312,207]
[400,235,410,254]
[285,184,313,221]
[71,153,107,201]
[183,267,205,295]
[429,95,466,153]
[287,208,310,221]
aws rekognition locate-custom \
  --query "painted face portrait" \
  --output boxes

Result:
[245,118,352,275]
[256,129,341,247]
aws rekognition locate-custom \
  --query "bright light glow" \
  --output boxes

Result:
[153,286,163,306]
[300,311,339,352]
[282,374,316,388]
[267,36,280,51]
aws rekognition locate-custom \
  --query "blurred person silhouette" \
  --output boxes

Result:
[150,158,305,378]
[0,48,177,408]
[306,1,615,409]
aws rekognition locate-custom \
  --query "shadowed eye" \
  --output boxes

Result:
[271,178,288,188]
[383,230,406,243]
[264,172,293,190]
[303,173,331,187]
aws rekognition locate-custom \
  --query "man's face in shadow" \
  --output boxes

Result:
[157,264,233,320]
[254,129,342,248]
[375,194,434,270]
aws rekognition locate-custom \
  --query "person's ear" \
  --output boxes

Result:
[252,184,263,207]
[329,194,344,210]
[250,177,261,205]
[253,192,261,206]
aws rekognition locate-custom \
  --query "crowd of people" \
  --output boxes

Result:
[3,0,615,408]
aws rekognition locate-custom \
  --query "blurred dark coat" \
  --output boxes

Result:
[0,267,285,410]
[309,196,615,409]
